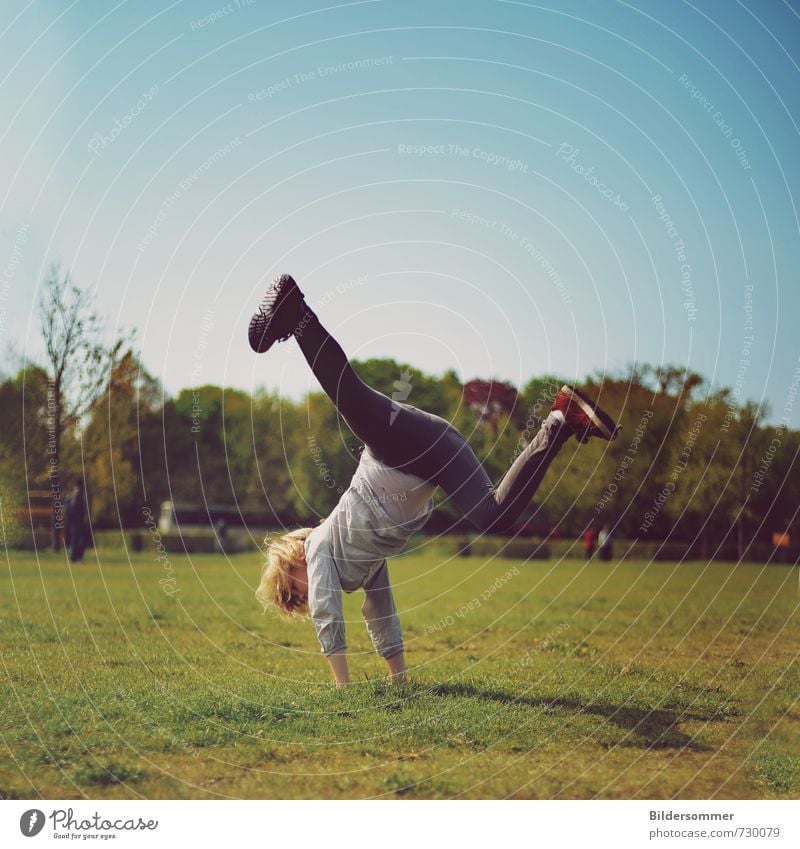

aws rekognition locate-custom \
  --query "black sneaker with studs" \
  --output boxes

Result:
[248,274,307,353]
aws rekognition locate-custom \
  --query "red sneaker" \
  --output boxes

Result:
[553,385,620,443]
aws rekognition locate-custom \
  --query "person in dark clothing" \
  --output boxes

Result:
[66,480,90,563]
[213,518,229,554]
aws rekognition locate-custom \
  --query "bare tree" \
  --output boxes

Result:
[38,264,122,550]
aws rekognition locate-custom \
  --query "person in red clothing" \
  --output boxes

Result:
[584,525,599,560]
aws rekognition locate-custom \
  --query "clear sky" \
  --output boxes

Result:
[1,0,799,425]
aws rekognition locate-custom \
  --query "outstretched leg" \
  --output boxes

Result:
[428,411,570,532]
[292,307,402,456]
[249,275,619,533]
[248,275,457,469]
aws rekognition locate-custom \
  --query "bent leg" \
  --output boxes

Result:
[431,414,569,533]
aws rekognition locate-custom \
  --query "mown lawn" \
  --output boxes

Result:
[1,543,798,799]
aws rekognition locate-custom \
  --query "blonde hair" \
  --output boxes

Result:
[256,527,313,617]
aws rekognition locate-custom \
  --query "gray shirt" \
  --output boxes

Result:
[304,449,434,658]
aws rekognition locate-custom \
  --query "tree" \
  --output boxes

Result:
[728,401,768,558]
[462,379,518,431]
[751,429,800,548]
[287,390,359,521]
[354,358,462,420]
[0,363,52,491]
[83,351,162,527]
[38,264,121,549]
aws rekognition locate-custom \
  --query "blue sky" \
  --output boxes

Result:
[1,0,799,424]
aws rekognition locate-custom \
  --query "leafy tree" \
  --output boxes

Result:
[0,474,22,548]
[663,391,729,556]
[288,391,359,522]
[38,264,124,548]
[0,364,53,491]
[728,401,768,558]
[462,379,517,431]
[354,358,462,420]
[751,429,800,548]
[83,351,161,526]
[230,389,302,523]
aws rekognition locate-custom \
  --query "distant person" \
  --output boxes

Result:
[66,480,89,563]
[250,274,620,685]
[584,526,599,560]
[598,525,614,561]
[213,518,229,554]
[771,531,791,565]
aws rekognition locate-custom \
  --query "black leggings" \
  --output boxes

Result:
[294,308,568,533]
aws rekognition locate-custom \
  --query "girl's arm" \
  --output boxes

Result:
[307,547,348,680]
[326,652,349,686]
[386,651,406,683]
[361,562,404,663]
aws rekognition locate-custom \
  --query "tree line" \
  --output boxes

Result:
[1,267,798,557]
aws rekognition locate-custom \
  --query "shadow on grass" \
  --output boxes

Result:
[424,682,719,751]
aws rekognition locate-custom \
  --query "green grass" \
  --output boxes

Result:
[1,545,798,799]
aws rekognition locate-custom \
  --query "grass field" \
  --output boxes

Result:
[1,545,798,800]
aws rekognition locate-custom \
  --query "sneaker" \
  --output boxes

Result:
[553,385,620,443]
[248,274,306,353]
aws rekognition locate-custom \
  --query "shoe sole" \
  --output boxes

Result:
[560,385,618,440]
[250,276,302,353]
